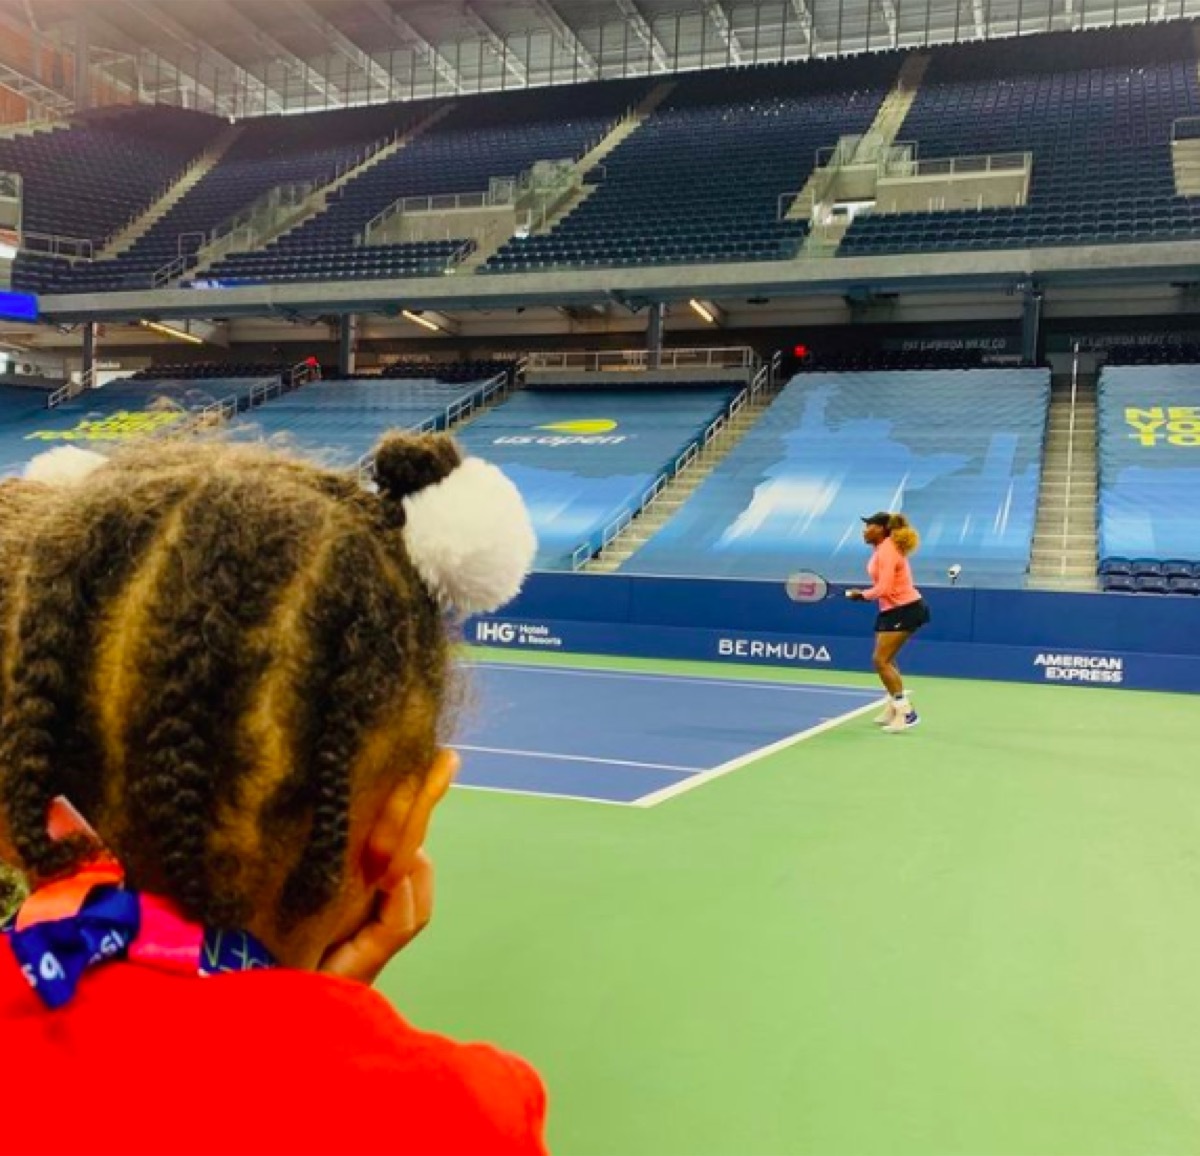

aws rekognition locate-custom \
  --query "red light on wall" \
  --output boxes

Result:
[793,344,810,360]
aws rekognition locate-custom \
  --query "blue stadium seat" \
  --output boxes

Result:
[244,377,499,467]
[625,368,1050,586]
[1134,575,1171,594]
[1098,365,1200,568]
[840,24,1200,259]
[452,385,737,570]
[1102,574,1138,594]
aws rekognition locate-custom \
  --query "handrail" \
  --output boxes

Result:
[152,253,189,289]
[22,231,94,262]
[1059,343,1080,578]
[288,359,322,389]
[101,137,228,251]
[879,151,1031,179]
[570,381,753,570]
[527,347,758,373]
[247,374,288,410]
[47,365,97,408]
[361,179,519,245]
[177,231,207,258]
[355,371,509,488]
[191,392,239,430]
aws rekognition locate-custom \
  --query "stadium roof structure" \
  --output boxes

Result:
[0,0,1195,118]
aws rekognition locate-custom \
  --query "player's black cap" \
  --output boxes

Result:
[861,512,891,527]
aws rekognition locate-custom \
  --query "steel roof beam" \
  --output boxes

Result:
[530,0,600,79]
[214,1,343,106]
[287,1,392,97]
[878,0,899,46]
[462,4,529,85]
[121,1,284,113]
[789,0,816,44]
[614,0,671,71]
[702,0,746,64]
[362,1,464,94]
[972,0,988,39]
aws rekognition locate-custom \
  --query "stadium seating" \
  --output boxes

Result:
[625,368,1050,585]
[485,55,900,273]
[202,80,646,287]
[380,359,516,384]
[241,377,503,466]
[452,385,738,569]
[1098,365,1200,569]
[128,362,293,382]
[4,107,220,247]
[841,23,1200,257]
[22,103,432,293]
[0,376,272,476]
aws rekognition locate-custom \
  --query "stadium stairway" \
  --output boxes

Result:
[0,115,65,140]
[1172,26,1200,196]
[98,122,245,259]
[787,52,930,230]
[585,367,783,573]
[1027,373,1100,590]
[186,104,457,286]
[453,82,676,276]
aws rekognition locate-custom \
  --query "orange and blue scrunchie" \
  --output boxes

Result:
[2,804,273,1010]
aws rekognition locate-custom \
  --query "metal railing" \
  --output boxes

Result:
[354,370,509,488]
[22,231,95,262]
[879,151,1031,179]
[47,365,96,408]
[289,359,322,389]
[1057,342,1082,578]
[769,349,783,386]
[362,179,518,244]
[152,253,189,289]
[177,231,208,257]
[242,360,321,416]
[331,125,406,185]
[99,135,233,255]
[570,372,768,571]
[527,347,759,373]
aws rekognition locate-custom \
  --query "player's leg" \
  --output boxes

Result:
[874,630,919,731]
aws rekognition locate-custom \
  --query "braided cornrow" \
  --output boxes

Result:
[0,435,457,933]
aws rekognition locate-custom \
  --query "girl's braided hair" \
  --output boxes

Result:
[0,435,466,931]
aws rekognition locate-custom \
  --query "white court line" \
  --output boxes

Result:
[469,661,878,699]
[632,698,884,808]
[454,782,631,808]
[458,743,701,774]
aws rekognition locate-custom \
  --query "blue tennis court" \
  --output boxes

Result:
[454,661,883,806]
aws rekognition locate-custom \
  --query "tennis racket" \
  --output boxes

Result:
[784,570,856,602]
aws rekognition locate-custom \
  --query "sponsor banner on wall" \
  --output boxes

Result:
[468,617,1200,694]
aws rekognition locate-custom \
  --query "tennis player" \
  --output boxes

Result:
[846,511,930,733]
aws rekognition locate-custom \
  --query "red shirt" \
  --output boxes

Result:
[863,537,921,612]
[0,937,547,1156]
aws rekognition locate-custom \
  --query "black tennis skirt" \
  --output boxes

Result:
[875,598,932,634]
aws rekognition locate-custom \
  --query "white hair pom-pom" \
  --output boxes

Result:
[23,446,108,486]
[401,457,536,616]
